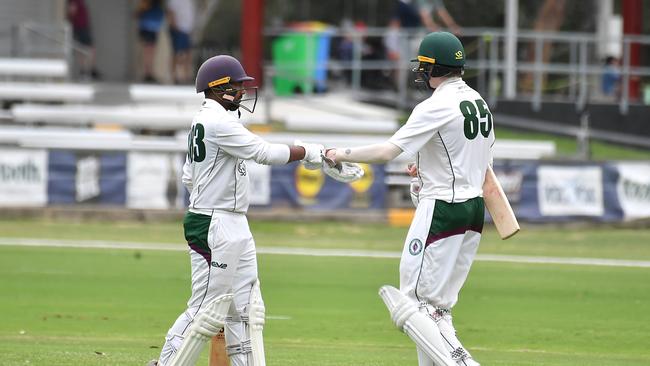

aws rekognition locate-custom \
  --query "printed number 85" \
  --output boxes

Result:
[459,99,492,140]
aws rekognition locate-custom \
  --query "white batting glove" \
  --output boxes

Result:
[409,177,421,207]
[294,140,324,169]
[322,153,365,183]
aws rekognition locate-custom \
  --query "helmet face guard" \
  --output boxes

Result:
[206,75,258,113]
[208,84,258,113]
[412,60,464,90]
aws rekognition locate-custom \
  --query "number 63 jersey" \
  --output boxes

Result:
[389,77,495,203]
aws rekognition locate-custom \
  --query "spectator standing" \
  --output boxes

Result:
[67,0,101,80]
[136,0,165,83]
[417,0,461,34]
[384,0,461,89]
[167,0,196,84]
[601,56,621,100]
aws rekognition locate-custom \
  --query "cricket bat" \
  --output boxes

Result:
[483,166,520,239]
[209,329,229,366]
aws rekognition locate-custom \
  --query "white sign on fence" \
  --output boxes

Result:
[127,152,172,209]
[538,166,604,216]
[0,148,48,207]
[616,162,650,220]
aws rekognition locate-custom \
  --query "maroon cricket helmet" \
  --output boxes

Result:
[195,55,254,93]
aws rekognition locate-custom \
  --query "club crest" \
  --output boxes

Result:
[408,238,423,255]
[238,161,247,176]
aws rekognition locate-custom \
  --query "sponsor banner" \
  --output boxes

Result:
[537,165,604,217]
[0,148,48,207]
[48,151,126,205]
[127,152,174,209]
[492,161,531,205]
[489,161,533,221]
[270,162,386,209]
[616,162,650,220]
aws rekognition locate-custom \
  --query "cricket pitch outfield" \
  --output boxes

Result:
[0,219,649,366]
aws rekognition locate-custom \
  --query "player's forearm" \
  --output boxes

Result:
[330,142,402,163]
[287,145,306,162]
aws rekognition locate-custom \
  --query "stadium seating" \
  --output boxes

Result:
[0,82,94,103]
[0,58,68,79]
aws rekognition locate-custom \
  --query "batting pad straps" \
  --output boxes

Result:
[168,293,233,366]
[226,339,252,356]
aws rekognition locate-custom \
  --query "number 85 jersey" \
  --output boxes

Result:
[388,78,495,203]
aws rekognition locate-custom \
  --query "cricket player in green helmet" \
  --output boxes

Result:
[326,32,493,366]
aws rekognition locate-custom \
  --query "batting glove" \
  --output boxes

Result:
[294,140,324,169]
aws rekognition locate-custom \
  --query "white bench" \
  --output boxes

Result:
[0,126,183,152]
[0,82,94,102]
[10,103,197,130]
[0,58,68,79]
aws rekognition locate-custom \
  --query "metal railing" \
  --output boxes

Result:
[262,26,650,114]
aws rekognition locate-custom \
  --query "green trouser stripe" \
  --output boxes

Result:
[427,197,484,244]
[184,211,212,255]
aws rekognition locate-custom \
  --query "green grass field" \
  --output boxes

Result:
[1,219,649,366]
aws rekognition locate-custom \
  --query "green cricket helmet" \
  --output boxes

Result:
[412,32,465,85]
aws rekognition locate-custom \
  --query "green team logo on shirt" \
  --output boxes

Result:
[187,123,206,162]
[459,99,493,140]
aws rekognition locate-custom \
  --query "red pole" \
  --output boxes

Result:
[622,0,642,100]
[241,0,264,87]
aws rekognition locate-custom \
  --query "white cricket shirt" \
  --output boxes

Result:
[182,99,289,213]
[389,77,495,203]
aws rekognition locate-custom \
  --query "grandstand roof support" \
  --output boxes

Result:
[241,0,264,87]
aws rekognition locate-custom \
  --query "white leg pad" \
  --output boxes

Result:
[379,285,456,366]
[168,293,233,366]
[435,312,479,366]
[248,280,266,366]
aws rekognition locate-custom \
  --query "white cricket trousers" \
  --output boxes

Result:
[159,209,259,366]
[399,197,484,309]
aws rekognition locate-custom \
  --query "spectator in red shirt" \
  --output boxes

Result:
[67,0,101,79]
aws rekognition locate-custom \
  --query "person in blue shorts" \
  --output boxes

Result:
[136,0,164,83]
[167,0,196,84]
